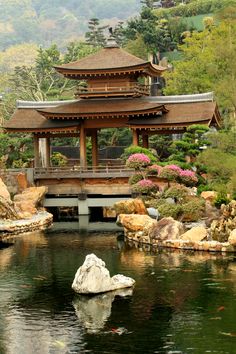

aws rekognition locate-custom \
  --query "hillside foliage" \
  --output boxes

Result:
[0,0,140,50]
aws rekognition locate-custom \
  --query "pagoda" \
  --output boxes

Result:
[5,39,221,171]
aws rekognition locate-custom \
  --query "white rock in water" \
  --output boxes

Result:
[72,254,135,294]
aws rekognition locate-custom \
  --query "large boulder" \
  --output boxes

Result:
[117,214,157,232]
[204,201,220,227]
[228,229,236,246]
[72,254,135,294]
[180,226,208,242]
[201,191,217,203]
[211,201,236,242]
[0,196,19,220]
[14,186,48,217]
[0,178,11,202]
[114,198,147,215]
[149,217,184,241]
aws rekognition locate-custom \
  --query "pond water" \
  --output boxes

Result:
[0,225,236,354]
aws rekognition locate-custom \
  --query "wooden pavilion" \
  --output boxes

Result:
[5,39,221,173]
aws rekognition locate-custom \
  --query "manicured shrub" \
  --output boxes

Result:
[147,164,163,175]
[128,173,144,185]
[121,145,158,164]
[164,184,190,200]
[132,179,158,194]
[214,194,230,208]
[181,198,205,221]
[179,169,198,186]
[126,153,151,169]
[159,164,182,181]
[158,203,182,219]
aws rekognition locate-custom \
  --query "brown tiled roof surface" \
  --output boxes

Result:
[5,100,219,132]
[38,98,167,117]
[4,108,80,131]
[55,47,165,73]
[128,102,217,125]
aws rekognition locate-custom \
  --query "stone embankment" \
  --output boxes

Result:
[0,212,53,240]
[116,198,236,253]
[0,177,53,238]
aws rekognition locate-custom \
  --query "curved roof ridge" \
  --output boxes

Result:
[146,92,214,103]
[17,99,78,109]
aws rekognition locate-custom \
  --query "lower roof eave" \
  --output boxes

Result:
[127,120,212,130]
[4,127,80,134]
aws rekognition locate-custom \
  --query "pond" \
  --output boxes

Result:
[0,224,236,354]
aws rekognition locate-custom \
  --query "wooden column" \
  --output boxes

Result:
[80,124,87,169]
[142,134,149,149]
[91,129,98,168]
[45,137,51,168]
[33,135,40,167]
[132,129,139,146]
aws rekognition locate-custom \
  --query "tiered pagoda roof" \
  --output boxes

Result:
[4,40,221,135]
[4,93,221,133]
[55,45,166,79]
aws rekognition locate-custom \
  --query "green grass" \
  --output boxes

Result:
[183,13,213,31]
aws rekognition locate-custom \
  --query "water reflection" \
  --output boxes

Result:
[73,288,133,333]
[0,246,14,270]
[0,228,236,353]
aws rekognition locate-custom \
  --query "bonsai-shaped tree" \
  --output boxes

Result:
[167,124,210,164]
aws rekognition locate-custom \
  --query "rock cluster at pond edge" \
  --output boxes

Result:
[117,199,236,253]
[0,177,52,237]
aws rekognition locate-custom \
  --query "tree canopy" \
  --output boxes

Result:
[164,14,236,124]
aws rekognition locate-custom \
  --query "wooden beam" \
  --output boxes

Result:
[45,137,51,168]
[80,123,87,169]
[91,129,98,168]
[132,129,139,146]
[33,135,40,168]
[36,132,80,138]
[142,134,149,149]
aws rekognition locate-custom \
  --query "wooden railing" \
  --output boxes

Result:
[34,165,134,179]
[76,83,150,97]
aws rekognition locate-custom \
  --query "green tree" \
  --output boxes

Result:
[85,18,107,47]
[167,125,210,164]
[164,12,236,123]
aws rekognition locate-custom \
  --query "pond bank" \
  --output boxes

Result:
[0,211,53,241]
[116,199,236,253]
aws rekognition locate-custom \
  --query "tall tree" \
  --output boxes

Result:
[85,18,107,47]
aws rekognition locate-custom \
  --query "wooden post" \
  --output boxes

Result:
[33,135,40,167]
[132,129,139,146]
[91,129,98,168]
[142,134,149,149]
[45,137,51,168]
[80,123,87,169]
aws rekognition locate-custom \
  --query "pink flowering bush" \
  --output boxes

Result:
[132,179,158,194]
[147,164,163,176]
[159,164,181,181]
[126,153,151,169]
[179,169,198,186]
[159,164,198,186]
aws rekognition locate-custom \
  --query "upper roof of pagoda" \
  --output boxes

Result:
[55,43,166,79]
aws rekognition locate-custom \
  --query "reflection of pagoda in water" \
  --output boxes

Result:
[5,38,221,170]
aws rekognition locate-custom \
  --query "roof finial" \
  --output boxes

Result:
[105,27,119,48]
